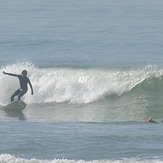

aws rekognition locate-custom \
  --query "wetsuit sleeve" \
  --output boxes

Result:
[4,72,19,77]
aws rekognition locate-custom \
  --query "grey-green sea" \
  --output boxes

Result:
[0,0,163,162]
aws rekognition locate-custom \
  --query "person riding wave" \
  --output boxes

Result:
[3,70,34,102]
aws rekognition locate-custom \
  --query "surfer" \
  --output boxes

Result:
[3,70,34,102]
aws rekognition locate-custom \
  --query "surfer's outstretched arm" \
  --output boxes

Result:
[3,71,19,77]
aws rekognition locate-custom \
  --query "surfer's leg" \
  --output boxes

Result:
[11,89,21,102]
[18,90,27,100]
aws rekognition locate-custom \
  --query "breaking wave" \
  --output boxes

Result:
[0,62,163,105]
[0,154,162,163]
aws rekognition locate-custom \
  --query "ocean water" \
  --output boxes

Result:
[0,0,163,162]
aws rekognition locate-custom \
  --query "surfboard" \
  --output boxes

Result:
[3,101,26,112]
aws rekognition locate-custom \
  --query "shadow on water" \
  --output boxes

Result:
[3,109,26,120]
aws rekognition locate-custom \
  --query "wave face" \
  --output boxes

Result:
[0,62,163,105]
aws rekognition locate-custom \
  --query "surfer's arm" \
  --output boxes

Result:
[28,80,34,95]
[3,71,19,77]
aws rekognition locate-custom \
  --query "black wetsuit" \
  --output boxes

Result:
[11,75,30,102]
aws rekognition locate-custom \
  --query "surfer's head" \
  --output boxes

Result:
[22,70,27,77]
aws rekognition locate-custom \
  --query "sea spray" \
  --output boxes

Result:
[1,62,163,105]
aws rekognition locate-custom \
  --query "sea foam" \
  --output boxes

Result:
[0,154,163,163]
[0,62,162,105]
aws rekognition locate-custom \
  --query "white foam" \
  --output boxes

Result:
[0,154,162,163]
[0,62,162,104]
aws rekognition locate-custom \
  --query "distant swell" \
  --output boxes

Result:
[0,62,163,105]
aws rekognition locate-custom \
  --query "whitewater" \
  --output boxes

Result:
[1,62,162,105]
[0,154,163,163]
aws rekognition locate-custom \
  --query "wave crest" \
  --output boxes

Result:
[0,62,163,104]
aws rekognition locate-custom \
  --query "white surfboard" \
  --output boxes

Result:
[3,101,26,112]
